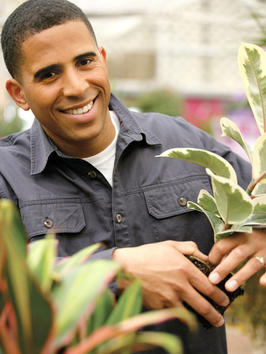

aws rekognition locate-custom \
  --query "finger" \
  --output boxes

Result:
[174,241,208,262]
[182,285,225,327]
[260,271,266,287]
[209,244,251,285]
[189,267,229,307]
[209,236,246,265]
[224,256,265,292]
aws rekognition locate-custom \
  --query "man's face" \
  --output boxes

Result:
[9,20,113,157]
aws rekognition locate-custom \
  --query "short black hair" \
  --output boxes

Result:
[1,0,97,79]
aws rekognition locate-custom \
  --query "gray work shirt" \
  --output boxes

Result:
[0,94,251,354]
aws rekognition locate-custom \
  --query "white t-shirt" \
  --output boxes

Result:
[83,111,120,186]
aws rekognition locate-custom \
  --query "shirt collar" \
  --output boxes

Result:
[30,93,160,175]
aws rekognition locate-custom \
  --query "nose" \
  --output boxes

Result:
[62,68,89,97]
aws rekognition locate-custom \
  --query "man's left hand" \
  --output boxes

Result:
[208,229,266,290]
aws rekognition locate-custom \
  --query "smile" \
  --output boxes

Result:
[63,101,94,115]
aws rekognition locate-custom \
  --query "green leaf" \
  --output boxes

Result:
[158,148,237,183]
[52,259,121,348]
[220,117,253,162]
[207,169,253,224]
[27,235,57,292]
[107,280,142,326]
[197,189,219,216]
[252,134,266,182]
[55,243,101,275]
[187,201,224,239]
[239,43,266,135]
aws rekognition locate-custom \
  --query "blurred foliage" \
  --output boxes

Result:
[249,2,266,47]
[126,89,183,117]
[226,270,266,340]
[0,106,24,137]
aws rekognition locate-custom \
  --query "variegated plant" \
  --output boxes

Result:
[159,43,266,242]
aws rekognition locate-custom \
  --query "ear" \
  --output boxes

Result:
[6,79,30,111]
[99,47,107,63]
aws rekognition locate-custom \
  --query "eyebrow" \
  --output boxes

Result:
[33,51,97,80]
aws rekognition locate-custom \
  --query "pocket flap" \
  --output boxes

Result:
[143,176,211,219]
[20,201,85,238]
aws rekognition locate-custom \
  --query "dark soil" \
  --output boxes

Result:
[185,255,244,329]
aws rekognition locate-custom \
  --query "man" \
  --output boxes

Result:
[1,0,265,353]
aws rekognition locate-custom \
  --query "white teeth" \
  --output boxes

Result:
[65,101,93,115]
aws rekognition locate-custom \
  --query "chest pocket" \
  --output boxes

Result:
[143,176,212,242]
[19,201,85,240]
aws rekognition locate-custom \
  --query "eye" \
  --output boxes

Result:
[77,58,92,67]
[39,71,58,83]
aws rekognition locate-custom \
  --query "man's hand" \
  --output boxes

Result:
[208,230,266,290]
[113,240,229,327]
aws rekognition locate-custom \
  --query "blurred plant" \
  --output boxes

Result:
[0,105,24,137]
[0,199,196,354]
[133,89,183,117]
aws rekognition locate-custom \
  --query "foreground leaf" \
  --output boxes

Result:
[238,43,266,135]
[158,148,237,182]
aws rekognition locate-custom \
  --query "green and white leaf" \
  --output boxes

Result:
[206,169,253,224]
[238,43,266,135]
[158,148,237,182]
[197,189,219,216]
[187,201,224,237]
[220,117,253,162]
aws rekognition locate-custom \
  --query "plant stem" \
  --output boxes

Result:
[247,172,266,195]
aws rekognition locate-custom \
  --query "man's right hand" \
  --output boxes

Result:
[113,240,229,327]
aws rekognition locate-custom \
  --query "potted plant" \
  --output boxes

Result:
[158,42,266,327]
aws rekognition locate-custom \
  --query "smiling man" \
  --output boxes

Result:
[1,1,265,353]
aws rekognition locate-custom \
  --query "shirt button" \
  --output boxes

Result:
[115,213,123,223]
[44,218,54,228]
[178,197,187,207]
[88,171,97,178]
